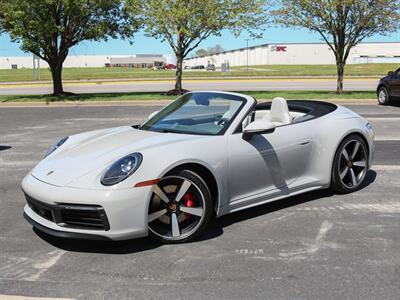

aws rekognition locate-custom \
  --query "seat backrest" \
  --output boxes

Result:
[268,97,291,125]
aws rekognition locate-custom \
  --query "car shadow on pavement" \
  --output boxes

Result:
[0,145,12,151]
[34,228,164,254]
[210,169,377,236]
[32,170,376,253]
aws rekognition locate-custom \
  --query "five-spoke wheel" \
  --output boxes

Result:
[331,134,369,193]
[148,169,212,243]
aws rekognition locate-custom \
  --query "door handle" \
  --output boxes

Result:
[298,140,310,146]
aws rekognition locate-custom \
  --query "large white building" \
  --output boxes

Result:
[0,54,175,69]
[184,42,400,67]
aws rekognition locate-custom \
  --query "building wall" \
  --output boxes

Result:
[184,42,400,67]
[0,55,173,69]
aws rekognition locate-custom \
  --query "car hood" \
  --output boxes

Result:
[31,126,204,187]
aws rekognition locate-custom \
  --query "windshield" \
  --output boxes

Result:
[140,92,246,135]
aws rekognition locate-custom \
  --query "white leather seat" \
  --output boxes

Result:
[263,97,291,126]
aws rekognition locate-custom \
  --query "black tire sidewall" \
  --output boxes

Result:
[150,169,214,244]
[331,134,368,194]
[378,87,390,105]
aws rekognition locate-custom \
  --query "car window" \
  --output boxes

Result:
[140,92,246,135]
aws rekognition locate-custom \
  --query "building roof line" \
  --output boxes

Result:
[186,41,400,59]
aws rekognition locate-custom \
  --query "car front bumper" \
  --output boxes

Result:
[22,174,153,241]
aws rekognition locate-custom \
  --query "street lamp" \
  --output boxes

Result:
[245,38,250,72]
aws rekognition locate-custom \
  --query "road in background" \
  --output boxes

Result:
[0,78,379,95]
[0,104,399,299]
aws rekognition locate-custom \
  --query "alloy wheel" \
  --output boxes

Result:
[148,176,206,241]
[378,89,387,104]
[338,140,367,189]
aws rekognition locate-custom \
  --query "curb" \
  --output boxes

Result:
[0,99,377,108]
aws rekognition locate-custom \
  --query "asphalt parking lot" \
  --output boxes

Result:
[0,102,399,299]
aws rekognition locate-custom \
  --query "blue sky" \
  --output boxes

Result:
[1,27,399,57]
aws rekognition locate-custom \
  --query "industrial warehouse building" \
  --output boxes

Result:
[1,42,399,70]
[106,55,166,68]
[0,54,171,69]
[184,42,400,67]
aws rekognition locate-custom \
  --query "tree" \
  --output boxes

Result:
[195,44,225,57]
[133,0,267,94]
[195,48,209,57]
[0,0,140,95]
[207,44,225,55]
[273,0,400,94]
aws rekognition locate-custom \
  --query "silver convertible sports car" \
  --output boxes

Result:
[22,92,374,243]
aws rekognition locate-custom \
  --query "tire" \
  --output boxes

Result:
[377,86,391,105]
[147,169,213,243]
[330,134,369,194]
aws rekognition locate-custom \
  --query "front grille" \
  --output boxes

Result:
[60,205,109,230]
[24,194,110,231]
[26,195,53,222]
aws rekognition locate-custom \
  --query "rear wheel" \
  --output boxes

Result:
[378,86,391,105]
[147,169,213,243]
[330,134,368,194]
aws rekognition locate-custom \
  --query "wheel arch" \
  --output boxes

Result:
[330,130,370,182]
[164,162,220,215]
[377,83,390,94]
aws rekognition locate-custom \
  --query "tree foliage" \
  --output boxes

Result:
[131,0,267,93]
[0,0,141,95]
[273,0,400,93]
[195,44,225,57]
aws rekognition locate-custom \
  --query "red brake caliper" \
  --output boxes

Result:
[183,193,195,220]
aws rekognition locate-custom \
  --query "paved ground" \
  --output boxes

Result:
[0,103,399,299]
[0,78,378,95]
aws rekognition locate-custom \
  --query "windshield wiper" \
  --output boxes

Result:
[158,128,186,134]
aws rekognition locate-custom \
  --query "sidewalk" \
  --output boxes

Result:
[0,76,380,87]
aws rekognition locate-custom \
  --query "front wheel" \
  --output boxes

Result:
[377,86,391,105]
[147,169,213,243]
[330,134,369,194]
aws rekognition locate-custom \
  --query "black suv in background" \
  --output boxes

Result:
[377,68,400,105]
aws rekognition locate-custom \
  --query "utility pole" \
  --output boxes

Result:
[245,38,250,72]
[32,54,41,80]
[33,55,36,80]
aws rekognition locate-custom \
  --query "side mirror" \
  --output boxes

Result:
[148,111,159,120]
[388,71,394,77]
[242,120,276,141]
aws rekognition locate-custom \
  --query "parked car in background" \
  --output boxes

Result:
[377,68,400,105]
[206,64,216,71]
[191,65,205,70]
[163,64,176,70]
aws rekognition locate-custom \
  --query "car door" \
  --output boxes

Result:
[227,121,313,206]
[389,68,400,98]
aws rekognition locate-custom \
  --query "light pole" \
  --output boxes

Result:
[245,38,250,72]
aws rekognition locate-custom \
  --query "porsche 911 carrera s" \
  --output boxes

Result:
[22,92,374,243]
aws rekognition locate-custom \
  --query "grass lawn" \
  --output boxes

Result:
[0,63,397,82]
[0,91,377,104]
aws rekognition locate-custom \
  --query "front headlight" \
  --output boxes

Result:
[101,153,143,186]
[44,137,69,158]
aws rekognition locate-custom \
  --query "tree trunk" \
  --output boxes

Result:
[49,61,64,96]
[175,53,183,91]
[336,60,345,94]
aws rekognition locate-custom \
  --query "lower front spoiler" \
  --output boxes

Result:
[24,212,112,241]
